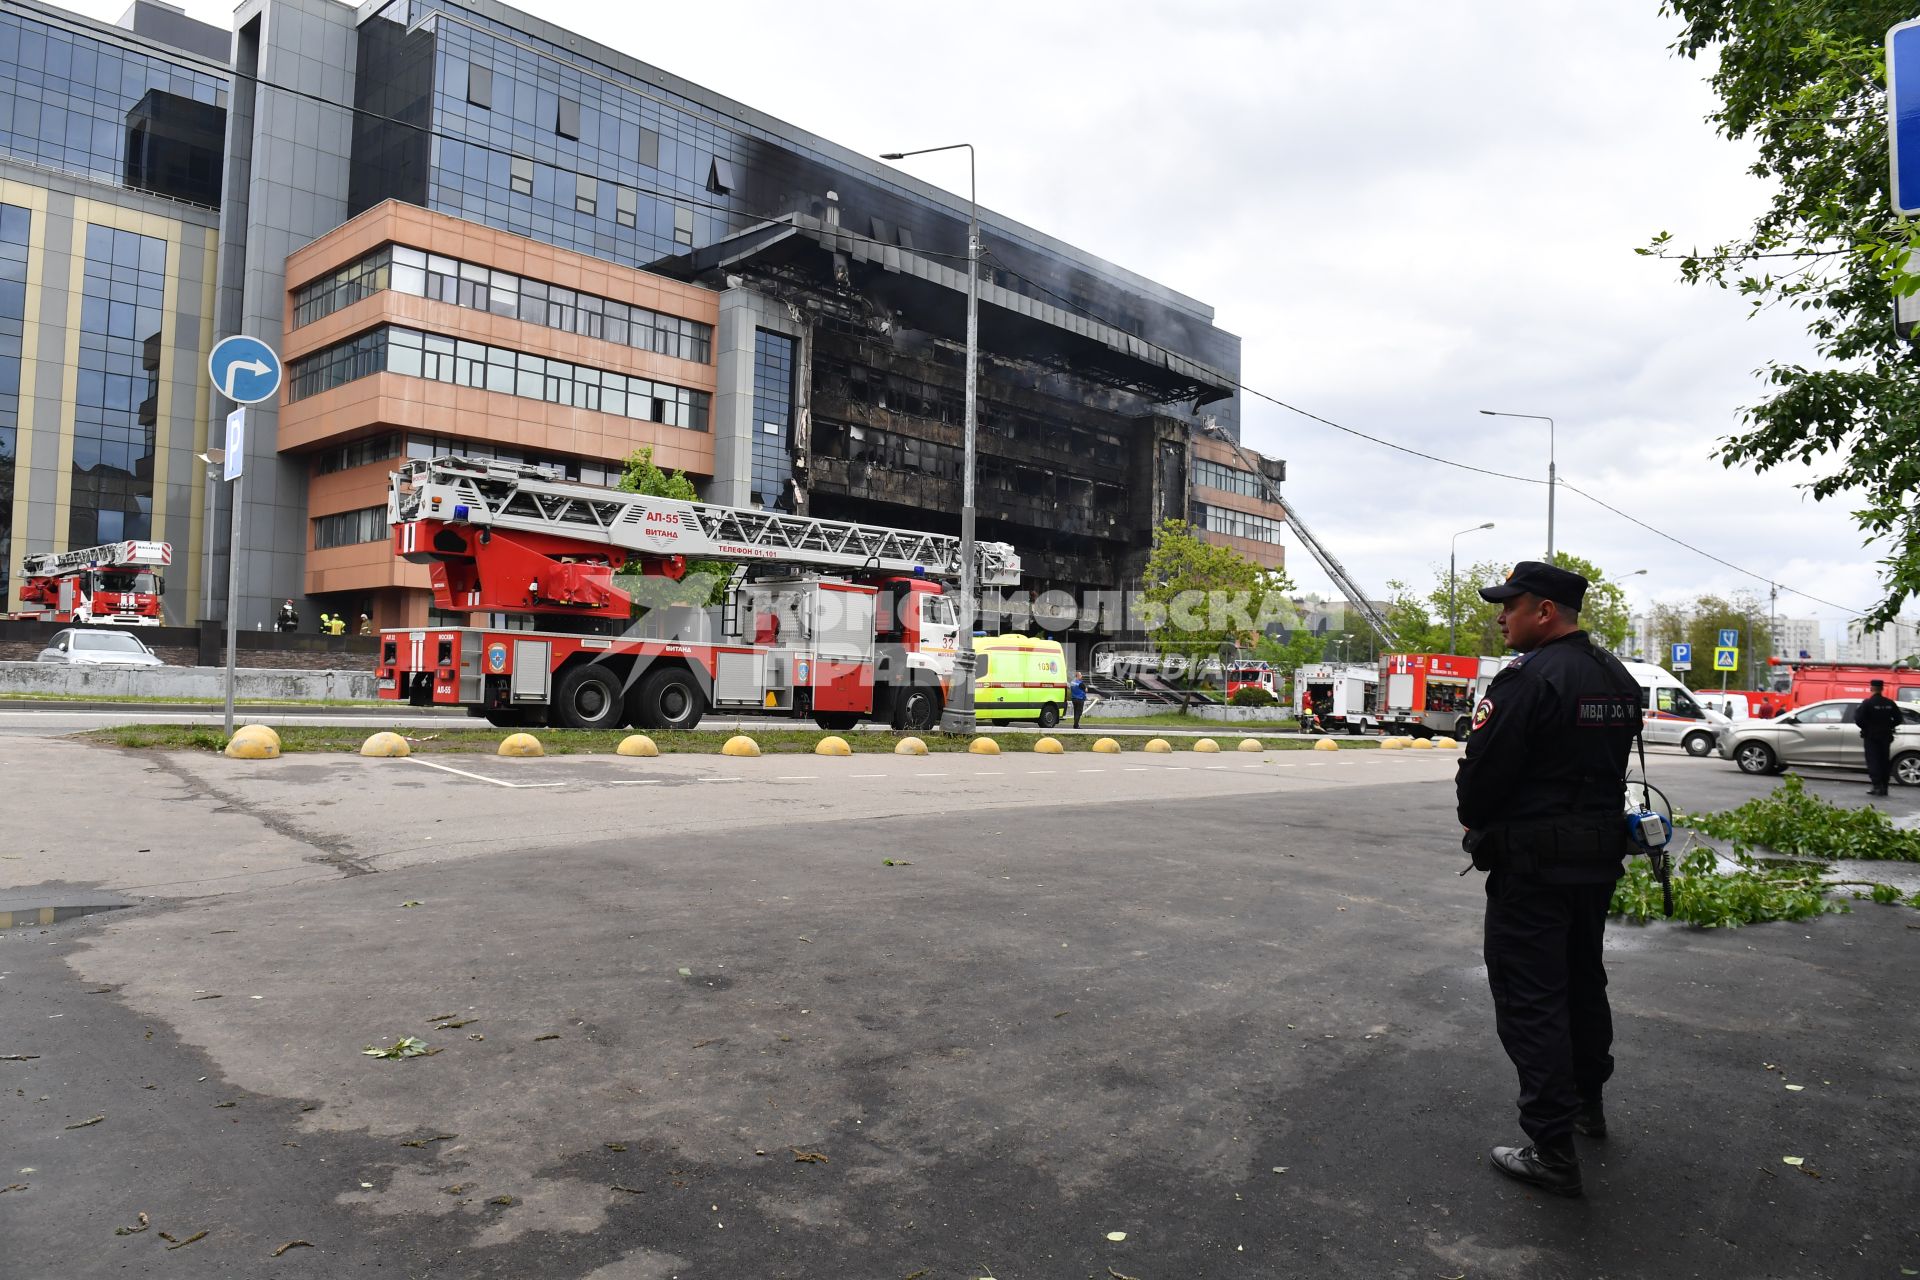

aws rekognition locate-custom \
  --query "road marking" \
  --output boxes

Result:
[1124,766,1152,771]
[918,771,948,777]
[1241,763,1264,768]
[609,779,664,785]
[1076,767,1103,773]
[850,772,887,779]
[405,758,566,789]
[698,776,744,783]
[776,775,818,781]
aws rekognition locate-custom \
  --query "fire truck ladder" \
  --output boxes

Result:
[392,456,1023,586]
[21,540,171,577]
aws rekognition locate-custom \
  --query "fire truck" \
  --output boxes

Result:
[1764,658,1920,711]
[16,540,171,625]
[1224,660,1278,700]
[376,456,1021,730]
[1380,652,1484,738]
[1293,662,1379,734]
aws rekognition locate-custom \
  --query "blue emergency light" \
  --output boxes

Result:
[453,504,470,520]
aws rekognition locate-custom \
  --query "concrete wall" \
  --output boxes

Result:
[0,619,376,668]
[0,659,374,700]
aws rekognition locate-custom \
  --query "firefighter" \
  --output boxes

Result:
[1455,561,1641,1198]
[325,612,347,637]
[278,598,299,633]
[358,613,373,636]
[317,611,332,634]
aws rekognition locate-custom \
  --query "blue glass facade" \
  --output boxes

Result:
[750,329,795,511]
[0,203,27,602]
[71,223,166,546]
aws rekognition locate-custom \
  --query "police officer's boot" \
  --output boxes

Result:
[1489,1139,1582,1197]
[1574,1099,1606,1139]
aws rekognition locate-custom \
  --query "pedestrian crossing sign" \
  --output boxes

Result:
[1713,646,1739,672]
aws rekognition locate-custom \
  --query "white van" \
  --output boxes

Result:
[1622,661,1730,756]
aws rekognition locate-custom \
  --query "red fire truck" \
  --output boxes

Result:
[1380,652,1484,737]
[17,540,171,625]
[1224,660,1278,700]
[376,456,1021,730]
[1765,658,1920,711]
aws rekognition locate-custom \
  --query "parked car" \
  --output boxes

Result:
[1717,697,1920,785]
[35,628,165,667]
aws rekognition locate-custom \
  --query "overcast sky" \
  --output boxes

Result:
[76,0,1900,637]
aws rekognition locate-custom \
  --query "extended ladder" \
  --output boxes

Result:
[392,456,1023,586]
[22,540,172,577]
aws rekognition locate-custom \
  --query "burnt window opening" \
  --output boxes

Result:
[869,215,892,243]
[556,97,580,140]
[707,157,735,194]
[466,63,493,109]
[510,156,533,197]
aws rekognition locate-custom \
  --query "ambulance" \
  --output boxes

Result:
[973,634,1070,727]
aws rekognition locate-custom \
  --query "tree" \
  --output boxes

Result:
[1385,579,1450,654]
[1647,3,1918,626]
[1549,551,1632,652]
[615,446,728,608]
[1138,519,1289,676]
[1637,592,1775,690]
[1422,559,1509,656]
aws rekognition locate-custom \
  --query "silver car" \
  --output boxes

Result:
[35,628,166,667]
[1717,697,1920,785]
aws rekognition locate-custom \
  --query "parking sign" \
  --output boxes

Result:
[1671,642,1692,671]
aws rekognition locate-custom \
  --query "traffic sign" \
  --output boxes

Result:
[1892,19,1920,214]
[1717,628,1739,649]
[1671,642,1692,671]
[208,334,282,405]
[1713,646,1739,672]
[223,408,245,481]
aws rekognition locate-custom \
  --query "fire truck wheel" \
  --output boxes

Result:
[630,665,707,732]
[554,664,626,731]
[1454,717,1471,739]
[814,712,861,731]
[893,683,941,732]
[1036,703,1060,729]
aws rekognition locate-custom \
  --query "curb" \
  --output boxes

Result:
[0,890,138,931]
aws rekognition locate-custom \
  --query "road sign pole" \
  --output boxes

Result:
[223,466,242,738]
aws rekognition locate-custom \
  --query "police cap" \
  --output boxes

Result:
[1478,560,1589,611]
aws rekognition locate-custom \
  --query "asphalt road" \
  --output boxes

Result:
[2,739,1916,1277]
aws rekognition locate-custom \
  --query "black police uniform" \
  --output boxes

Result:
[1856,690,1903,794]
[1457,569,1640,1161]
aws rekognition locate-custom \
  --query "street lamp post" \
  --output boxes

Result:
[881,142,978,733]
[196,451,222,622]
[1480,410,1555,560]
[1449,522,1495,654]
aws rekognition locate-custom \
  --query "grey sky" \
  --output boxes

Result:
[76,0,1887,635]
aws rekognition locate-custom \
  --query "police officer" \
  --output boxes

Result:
[1856,678,1903,796]
[1456,561,1641,1198]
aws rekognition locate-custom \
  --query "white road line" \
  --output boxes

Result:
[918,771,948,777]
[405,758,566,789]
[850,772,887,778]
[1123,766,1152,771]
[776,775,818,781]
[698,777,744,784]
[1076,767,1103,773]
[609,779,664,786]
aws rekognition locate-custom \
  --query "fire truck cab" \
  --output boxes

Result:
[1380,652,1480,738]
[17,541,171,625]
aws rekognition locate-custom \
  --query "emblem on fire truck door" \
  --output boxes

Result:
[796,659,811,684]
[487,642,508,673]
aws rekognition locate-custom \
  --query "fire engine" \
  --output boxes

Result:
[1764,658,1920,711]
[1293,662,1379,734]
[1224,660,1277,700]
[1380,652,1484,738]
[376,456,1021,730]
[17,540,171,625]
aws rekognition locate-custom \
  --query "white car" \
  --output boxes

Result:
[35,628,165,667]
[1717,698,1920,785]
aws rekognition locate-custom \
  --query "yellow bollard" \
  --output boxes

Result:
[497,732,544,757]
[617,734,659,757]
[1193,738,1220,753]
[894,736,929,756]
[1410,738,1435,750]
[1238,738,1263,753]
[1433,736,1460,750]
[1144,738,1173,753]
[1381,738,1405,750]
[1033,737,1064,754]
[224,724,281,759]
[1313,737,1341,751]
[814,735,852,756]
[1092,737,1122,754]
[968,736,1001,755]
[721,735,761,757]
[359,731,410,758]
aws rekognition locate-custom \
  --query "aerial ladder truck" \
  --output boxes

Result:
[377,456,1021,731]
[16,540,172,625]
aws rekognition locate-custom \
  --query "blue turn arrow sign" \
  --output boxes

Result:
[208,334,282,405]
[1891,19,1920,215]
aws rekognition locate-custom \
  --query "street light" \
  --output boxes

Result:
[881,142,979,733]
[196,450,224,623]
[1449,522,1495,654]
[1479,409,1555,559]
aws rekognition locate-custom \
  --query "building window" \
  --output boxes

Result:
[314,432,404,475]
[290,325,711,430]
[556,97,580,140]
[708,157,734,195]
[1192,457,1268,501]
[575,174,597,216]
[1191,501,1284,545]
[0,202,28,603]
[616,186,637,229]
[292,247,394,328]
[638,128,660,168]
[313,504,388,550]
[510,156,534,197]
[403,432,621,487]
[466,63,492,109]
[673,206,694,248]
[70,225,166,547]
[751,330,796,509]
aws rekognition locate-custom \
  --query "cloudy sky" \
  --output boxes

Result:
[77,0,1899,638]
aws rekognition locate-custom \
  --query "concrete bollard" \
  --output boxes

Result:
[1033,736,1064,754]
[359,731,410,758]
[617,734,659,757]
[968,736,1001,755]
[1238,738,1263,753]
[1410,738,1435,750]
[1193,738,1220,753]
[1313,737,1341,751]
[224,724,282,760]
[498,732,544,757]
[1092,737,1122,753]
[1381,738,1405,750]
[815,735,853,756]
[721,735,761,757]
[1433,736,1459,750]
[894,736,929,756]
[1144,738,1173,753]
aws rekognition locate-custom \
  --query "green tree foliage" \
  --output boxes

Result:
[1549,551,1632,651]
[1419,560,1510,656]
[615,446,728,608]
[1636,591,1774,687]
[1648,2,1918,625]
[1138,520,1289,662]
